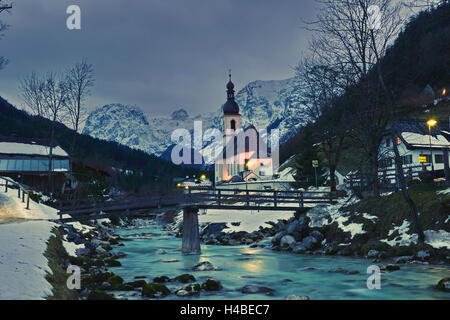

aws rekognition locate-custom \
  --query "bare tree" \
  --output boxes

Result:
[303,0,425,242]
[65,59,95,152]
[303,0,404,197]
[19,71,69,193]
[0,1,11,70]
[296,56,348,191]
[65,59,95,133]
[19,72,47,117]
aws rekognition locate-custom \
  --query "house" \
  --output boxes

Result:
[0,136,71,192]
[214,75,273,185]
[379,119,450,178]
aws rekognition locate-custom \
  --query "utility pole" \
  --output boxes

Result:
[427,119,437,174]
[312,160,318,188]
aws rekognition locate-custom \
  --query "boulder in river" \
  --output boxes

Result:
[436,278,450,292]
[142,283,171,298]
[153,275,171,283]
[191,261,221,271]
[202,279,222,291]
[301,236,319,250]
[126,280,147,288]
[366,250,379,258]
[383,264,400,271]
[161,258,179,263]
[309,230,324,242]
[87,290,116,300]
[393,256,413,264]
[272,231,287,245]
[286,220,299,235]
[240,285,275,296]
[175,283,201,296]
[291,243,307,254]
[174,274,196,283]
[280,235,296,247]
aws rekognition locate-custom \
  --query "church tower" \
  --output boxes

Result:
[222,71,241,146]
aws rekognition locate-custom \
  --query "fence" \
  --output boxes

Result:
[345,165,430,191]
[0,176,32,210]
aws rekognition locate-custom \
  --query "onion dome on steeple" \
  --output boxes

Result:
[223,70,240,115]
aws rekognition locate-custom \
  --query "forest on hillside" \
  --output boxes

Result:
[280,2,450,189]
[0,96,200,195]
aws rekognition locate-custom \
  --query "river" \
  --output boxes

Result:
[110,221,449,300]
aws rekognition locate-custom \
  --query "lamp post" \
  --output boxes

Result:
[427,119,437,173]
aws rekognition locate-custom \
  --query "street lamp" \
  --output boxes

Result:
[427,119,437,173]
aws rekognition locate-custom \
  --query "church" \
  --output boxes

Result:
[214,75,273,185]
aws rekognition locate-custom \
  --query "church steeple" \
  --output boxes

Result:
[226,70,235,100]
[223,70,240,115]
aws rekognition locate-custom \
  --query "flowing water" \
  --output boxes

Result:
[111,222,449,300]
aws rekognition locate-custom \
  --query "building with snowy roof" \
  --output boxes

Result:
[0,136,71,192]
[214,75,274,185]
[379,119,450,177]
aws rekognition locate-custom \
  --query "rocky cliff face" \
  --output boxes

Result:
[82,77,309,158]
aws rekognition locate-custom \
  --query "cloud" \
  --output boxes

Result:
[0,0,313,117]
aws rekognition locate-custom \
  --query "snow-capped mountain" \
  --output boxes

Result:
[82,77,308,159]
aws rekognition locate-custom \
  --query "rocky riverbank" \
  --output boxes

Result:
[47,186,450,299]
[168,189,450,267]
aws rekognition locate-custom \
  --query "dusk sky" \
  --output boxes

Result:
[0,0,316,118]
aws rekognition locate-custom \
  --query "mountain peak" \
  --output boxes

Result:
[171,108,189,121]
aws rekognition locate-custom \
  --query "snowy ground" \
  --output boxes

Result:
[0,182,59,299]
[198,208,296,233]
[0,220,55,299]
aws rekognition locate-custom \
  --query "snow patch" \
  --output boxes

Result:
[197,209,295,234]
[424,230,450,249]
[0,220,55,299]
[437,188,450,195]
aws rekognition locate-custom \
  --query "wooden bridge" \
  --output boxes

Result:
[56,187,336,254]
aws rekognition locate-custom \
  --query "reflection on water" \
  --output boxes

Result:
[111,222,450,300]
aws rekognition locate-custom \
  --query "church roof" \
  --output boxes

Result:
[223,100,240,115]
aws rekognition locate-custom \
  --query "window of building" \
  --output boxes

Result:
[435,154,444,164]
[402,155,412,165]
[230,119,236,131]
[379,158,392,168]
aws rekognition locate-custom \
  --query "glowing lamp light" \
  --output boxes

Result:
[200,174,206,180]
[184,186,189,190]
[176,183,181,188]
[443,88,446,96]
[427,119,437,127]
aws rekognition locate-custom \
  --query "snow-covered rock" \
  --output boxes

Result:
[280,235,296,247]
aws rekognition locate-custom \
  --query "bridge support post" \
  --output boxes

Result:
[182,206,201,254]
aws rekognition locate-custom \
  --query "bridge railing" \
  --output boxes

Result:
[57,186,338,222]
[0,176,32,210]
